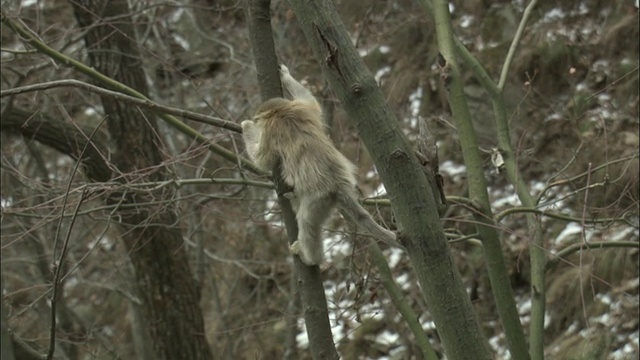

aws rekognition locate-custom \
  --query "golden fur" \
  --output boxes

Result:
[242,65,396,265]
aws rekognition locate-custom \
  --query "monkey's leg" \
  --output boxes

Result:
[290,194,335,265]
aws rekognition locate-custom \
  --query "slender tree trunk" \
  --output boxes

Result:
[70,1,213,359]
[244,1,340,359]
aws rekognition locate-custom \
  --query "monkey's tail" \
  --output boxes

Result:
[336,190,401,248]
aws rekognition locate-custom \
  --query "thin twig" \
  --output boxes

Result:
[496,207,628,225]
[578,162,592,329]
[547,240,639,270]
[536,154,638,205]
[47,188,88,360]
[2,12,265,175]
[47,114,103,360]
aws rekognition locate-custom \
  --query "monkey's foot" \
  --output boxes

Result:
[289,241,319,266]
[289,240,298,251]
[289,240,302,257]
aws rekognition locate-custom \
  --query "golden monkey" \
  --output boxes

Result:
[242,65,398,265]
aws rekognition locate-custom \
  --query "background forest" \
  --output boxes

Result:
[1,0,638,359]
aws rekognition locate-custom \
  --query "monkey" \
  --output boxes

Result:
[241,65,398,266]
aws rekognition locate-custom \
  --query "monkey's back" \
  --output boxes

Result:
[259,100,356,196]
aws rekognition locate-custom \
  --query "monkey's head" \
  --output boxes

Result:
[254,98,290,118]
[253,98,300,126]
[252,97,320,129]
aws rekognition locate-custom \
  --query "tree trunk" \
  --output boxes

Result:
[70,1,213,359]
[244,1,340,359]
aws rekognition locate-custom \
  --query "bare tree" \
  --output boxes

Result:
[1,0,637,359]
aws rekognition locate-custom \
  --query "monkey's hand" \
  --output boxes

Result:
[241,120,259,146]
[241,120,255,132]
[279,64,291,78]
[279,64,296,91]
[282,191,300,210]
[241,120,261,162]
[278,64,319,107]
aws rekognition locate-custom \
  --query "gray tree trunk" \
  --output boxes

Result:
[286,1,493,358]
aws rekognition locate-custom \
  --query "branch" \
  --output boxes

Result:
[244,1,340,359]
[11,334,45,360]
[365,243,438,360]
[47,124,96,357]
[0,80,240,132]
[3,178,273,220]
[496,207,631,225]
[547,241,640,270]
[536,154,639,205]
[498,0,539,90]
[417,0,500,96]
[420,1,546,356]
[1,11,265,176]
[429,0,530,357]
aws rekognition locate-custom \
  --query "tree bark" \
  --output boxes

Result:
[286,1,493,359]
[69,1,213,359]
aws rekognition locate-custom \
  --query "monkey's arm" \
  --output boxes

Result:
[241,120,262,163]
[280,65,321,111]
[240,120,278,171]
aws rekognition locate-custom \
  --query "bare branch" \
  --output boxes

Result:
[2,11,265,176]
[48,189,88,360]
[1,80,240,132]
[547,241,640,270]
[498,0,540,90]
